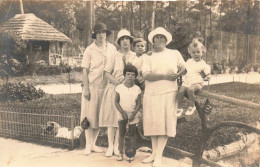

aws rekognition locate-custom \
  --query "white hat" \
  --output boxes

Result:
[115,29,134,45]
[148,27,172,45]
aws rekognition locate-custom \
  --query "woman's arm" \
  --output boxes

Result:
[115,92,128,120]
[82,68,90,100]
[104,71,121,85]
[142,72,174,81]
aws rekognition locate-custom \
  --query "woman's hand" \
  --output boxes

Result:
[115,80,121,86]
[164,72,179,81]
[146,51,152,56]
[84,89,91,101]
[171,73,179,81]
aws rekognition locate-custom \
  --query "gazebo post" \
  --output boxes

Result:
[19,0,24,14]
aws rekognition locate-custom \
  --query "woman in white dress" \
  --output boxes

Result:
[99,29,137,157]
[142,27,186,167]
[81,22,117,155]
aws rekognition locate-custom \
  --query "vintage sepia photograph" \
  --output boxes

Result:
[0,0,260,167]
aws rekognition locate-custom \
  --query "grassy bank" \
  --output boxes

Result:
[0,82,259,155]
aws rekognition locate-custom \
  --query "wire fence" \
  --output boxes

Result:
[0,107,80,149]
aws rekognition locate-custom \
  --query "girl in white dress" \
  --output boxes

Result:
[142,27,186,167]
[99,29,137,157]
[81,23,117,155]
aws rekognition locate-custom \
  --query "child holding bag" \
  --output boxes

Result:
[115,64,141,161]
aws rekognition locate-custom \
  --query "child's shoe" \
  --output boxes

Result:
[185,106,196,116]
[116,154,123,161]
[176,108,184,117]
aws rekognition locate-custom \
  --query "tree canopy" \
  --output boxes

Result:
[1,0,259,62]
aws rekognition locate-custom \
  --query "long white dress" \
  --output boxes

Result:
[80,42,116,129]
[142,49,185,137]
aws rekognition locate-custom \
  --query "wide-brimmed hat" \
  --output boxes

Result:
[92,22,111,39]
[148,27,172,45]
[115,29,134,45]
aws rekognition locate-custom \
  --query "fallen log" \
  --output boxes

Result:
[202,133,257,160]
[197,90,260,111]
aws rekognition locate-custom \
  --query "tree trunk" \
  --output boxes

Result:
[139,1,142,30]
[210,0,212,31]
[19,0,24,14]
[151,1,156,30]
[219,0,223,59]
[168,2,171,27]
[199,0,202,32]
[130,1,134,34]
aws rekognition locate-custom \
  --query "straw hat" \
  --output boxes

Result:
[148,27,172,45]
[115,29,134,45]
[92,22,111,39]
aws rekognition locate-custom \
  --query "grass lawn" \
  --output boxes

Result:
[0,82,259,156]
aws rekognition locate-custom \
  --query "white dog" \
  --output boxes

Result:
[42,121,83,140]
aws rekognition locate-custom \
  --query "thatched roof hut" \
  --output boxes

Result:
[0,13,71,67]
[0,13,71,43]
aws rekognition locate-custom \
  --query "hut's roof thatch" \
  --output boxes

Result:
[0,13,71,43]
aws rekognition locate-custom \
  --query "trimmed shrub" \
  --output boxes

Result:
[34,65,61,76]
[0,82,45,102]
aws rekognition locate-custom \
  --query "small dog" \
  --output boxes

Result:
[42,121,83,140]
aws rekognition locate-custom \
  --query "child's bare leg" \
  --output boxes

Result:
[177,86,187,109]
[187,84,202,107]
[185,84,202,116]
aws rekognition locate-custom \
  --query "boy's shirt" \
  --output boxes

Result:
[115,84,141,124]
[131,53,148,72]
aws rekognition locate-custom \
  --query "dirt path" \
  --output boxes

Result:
[0,137,192,167]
